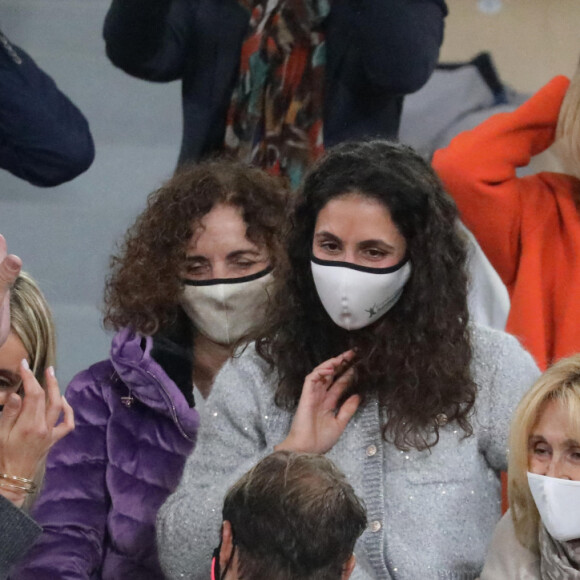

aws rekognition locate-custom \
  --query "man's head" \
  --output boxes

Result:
[214,451,367,580]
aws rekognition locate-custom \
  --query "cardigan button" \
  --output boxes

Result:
[369,520,382,533]
[366,445,377,457]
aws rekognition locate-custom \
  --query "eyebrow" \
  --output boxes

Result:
[185,249,263,261]
[528,434,580,447]
[0,370,21,388]
[314,231,397,251]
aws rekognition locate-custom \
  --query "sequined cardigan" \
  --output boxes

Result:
[157,325,539,580]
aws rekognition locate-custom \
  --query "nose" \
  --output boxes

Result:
[546,458,571,480]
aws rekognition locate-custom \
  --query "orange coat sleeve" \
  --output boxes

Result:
[432,75,570,287]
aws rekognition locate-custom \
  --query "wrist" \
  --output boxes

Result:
[0,486,26,508]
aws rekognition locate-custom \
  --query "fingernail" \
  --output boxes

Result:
[21,358,29,370]
[48,366,55,377]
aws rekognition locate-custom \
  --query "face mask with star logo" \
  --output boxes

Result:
[310,255,411,331]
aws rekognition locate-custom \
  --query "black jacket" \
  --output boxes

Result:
[0,31,94,187]
[104,0,447,165]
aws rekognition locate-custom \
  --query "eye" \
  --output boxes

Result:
[364,248,387,259]
[233,260,256,269]
[533,442,551,458]
[570,448,580,462]
[319,240,341,253]
[184,261,208,276]
[0,375,19,390]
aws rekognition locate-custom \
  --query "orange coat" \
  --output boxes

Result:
[433,76,580,370]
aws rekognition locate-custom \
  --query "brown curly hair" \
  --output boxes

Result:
[257,140,476,451]
[104,160,290,335]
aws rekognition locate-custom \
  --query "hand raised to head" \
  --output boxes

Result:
[0,234,22,346]
[276,350,360,454]
[0,361,74,506]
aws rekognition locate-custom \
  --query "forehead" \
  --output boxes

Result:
[0,332,28,372]
[314,193,400,237]
[531,398,580,440]
[186,204,261,254]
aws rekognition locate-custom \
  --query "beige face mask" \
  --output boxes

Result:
[180,267,274,345]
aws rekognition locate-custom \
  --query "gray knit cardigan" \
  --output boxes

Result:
[157,325,539,580]
[0,495,40,579]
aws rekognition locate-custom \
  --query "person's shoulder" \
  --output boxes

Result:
[479,510,540,580]
[65,358,116,402]
[471,323,534,364]
[229,342,276,384]
[470,323,540,385]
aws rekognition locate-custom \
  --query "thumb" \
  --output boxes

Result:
[0,393,22,429]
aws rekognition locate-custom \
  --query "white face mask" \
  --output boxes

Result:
[180,268,274,345]
[528,472,580,541]
[311,256,412,330]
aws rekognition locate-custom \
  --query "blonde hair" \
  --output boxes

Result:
[9,272,56,386]
[508,354,580,552]
[9,272,56,511]
[554,62,580,180]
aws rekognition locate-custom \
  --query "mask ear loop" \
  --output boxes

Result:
[212,536,237,580]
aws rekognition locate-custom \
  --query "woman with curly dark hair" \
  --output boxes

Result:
[12,160,289,580]
[158,141,540,580]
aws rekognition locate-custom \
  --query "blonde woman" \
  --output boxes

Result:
[0,254,74,578]
[0,272,59,508]
[481,354,580,579]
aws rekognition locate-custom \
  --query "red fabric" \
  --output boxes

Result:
[433,76,580,371]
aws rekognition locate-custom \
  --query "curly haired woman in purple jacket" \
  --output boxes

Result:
[11,161,289,580]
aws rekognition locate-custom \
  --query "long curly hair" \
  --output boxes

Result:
[257,140,476,451]
[104,160,290,335]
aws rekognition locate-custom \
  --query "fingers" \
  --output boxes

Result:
[0,393,22,436]
[0,234,22,295]
[44,367,63,427]
[51,396,75,442]
[335,394,361,428]
[19,360,48,431]
[0,235,21,347]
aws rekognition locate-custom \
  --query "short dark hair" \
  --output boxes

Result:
[222,451,367,580]
[104,159,290,335]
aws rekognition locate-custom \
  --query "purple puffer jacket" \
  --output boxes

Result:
[11,328,200,579]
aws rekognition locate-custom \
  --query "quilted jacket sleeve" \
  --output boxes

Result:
[10,368,111,580]
[432,76,570,286]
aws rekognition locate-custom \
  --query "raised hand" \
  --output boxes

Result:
[0,234,22,346]
[0,361,74,507]
[276,350,360,454]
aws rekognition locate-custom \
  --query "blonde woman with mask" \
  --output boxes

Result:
[480,354,580,579]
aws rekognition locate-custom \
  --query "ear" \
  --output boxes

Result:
[341,554,356,580]
[219,520,235,573]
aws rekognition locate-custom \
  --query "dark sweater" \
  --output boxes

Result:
[0,496,40,579]
[103,0,447,165]
[0,31,94,187]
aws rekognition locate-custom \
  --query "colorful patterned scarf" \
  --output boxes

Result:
[539,524,580,579]
[225,0,330,188]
